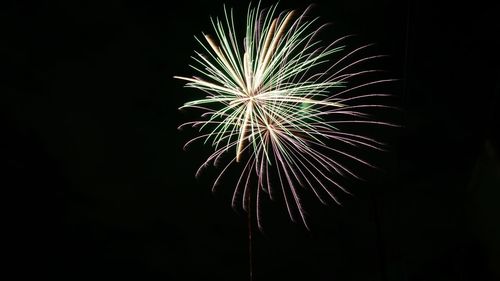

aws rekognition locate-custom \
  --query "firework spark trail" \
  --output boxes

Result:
[175,3,394,230]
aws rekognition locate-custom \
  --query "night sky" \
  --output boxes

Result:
[3,0,500,280]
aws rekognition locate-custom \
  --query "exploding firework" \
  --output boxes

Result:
[175,3,394,230]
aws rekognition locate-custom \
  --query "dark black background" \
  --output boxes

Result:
[3,0,499,280]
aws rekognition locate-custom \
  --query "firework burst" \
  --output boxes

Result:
[175,3,395,230]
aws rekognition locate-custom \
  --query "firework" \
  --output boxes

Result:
[175,3,394,230]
